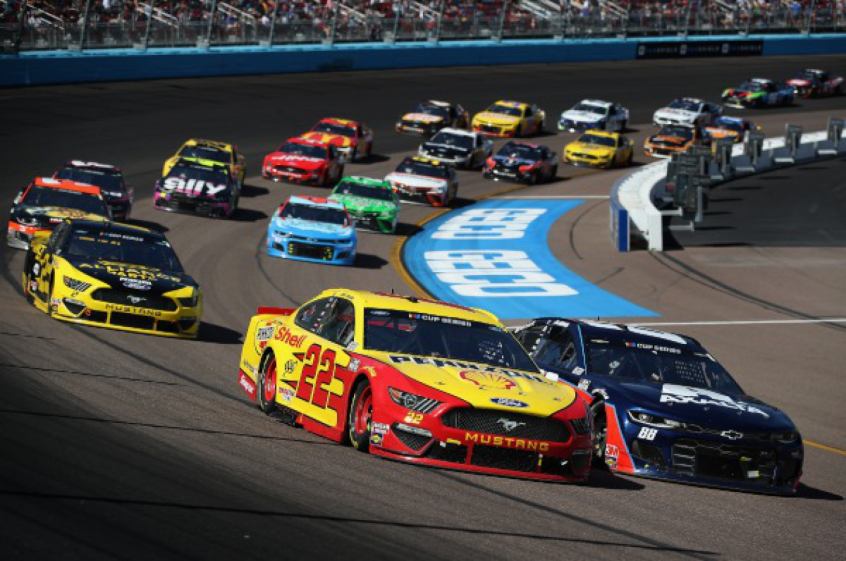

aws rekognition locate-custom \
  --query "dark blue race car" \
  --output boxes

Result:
[513,318,803,495]
[482,141,558,184]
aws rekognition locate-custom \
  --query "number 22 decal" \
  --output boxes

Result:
[296,343,337,408]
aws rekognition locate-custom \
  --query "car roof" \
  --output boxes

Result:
[68,218,159,236]
[32,177,101,196]
[181,138,233,152]
[317,117,359,127]
[579,98,613,108]
[287,136,330,148]
[288,195,345,210]
[712,116,746,125]
[406,155,444,166]
[579,129,619,138]
[501,140,542,149]
[750,77,772,84]
[493,100,528,109]
[435,127,476,137]
[64,160,121,173]
[338,176,390,188]
[530,317,701,348]
[424,99,452,107]
[173,157,230,171]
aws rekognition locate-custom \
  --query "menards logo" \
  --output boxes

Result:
[464,432,550,452]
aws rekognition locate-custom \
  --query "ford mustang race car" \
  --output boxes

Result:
[471,100,545,138]
[384,156,458,207]
[558,99,629,132]
[7,177,110,250]
[162,138,246,187]
[262,137,344,186]
[722,78,795,108]
[154,159,240,218]
[483,141,558,184]
[703,116,754,144]
[329,176,399,234]
[54,160,134,220]
[237,289,593,482]
[266,195,356,265]
[22,219,201,338]
[653,98,721,127]
[644,124,700,159]
[787,68,844,98]
[300,118,373,162]
[417,128,493,169]
[396,100,469,136]
[563,130,634,168]
[513,319,803,494]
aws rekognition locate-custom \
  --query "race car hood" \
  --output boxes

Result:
[401,112,445,124]
[158,175,231,200]
[374,352,578,416]
[560,109,604,124]
[613,381,795,432]
[724,88,763,99]
[705,127,741,140]
[70,258,196,293]
[473,112,521,126]
[492,154,538,167]
[565,142,614,158]
[421,142,472,160]
[272,217,354,240]
[13,205,107,225]
[329,194,396,215]
[266,152,326,171]
[647,134,690,147]
[384,172,448,189]
[301,131,355,148]
[654,108,699,122]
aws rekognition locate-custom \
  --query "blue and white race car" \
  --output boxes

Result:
[513,318,803,495]
[558,99,629,132]
[266,195,356,265]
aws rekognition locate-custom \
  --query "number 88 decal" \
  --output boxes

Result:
[296,343,337,408]
[637,427,658,441]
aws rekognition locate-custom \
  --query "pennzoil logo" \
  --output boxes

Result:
[464,432,549,452]
[459,370,516,391]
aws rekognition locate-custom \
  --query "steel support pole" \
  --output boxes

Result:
[79,0,93,49]
[142,2,154,49]
[267,0,279,45]
[206,0,218,45]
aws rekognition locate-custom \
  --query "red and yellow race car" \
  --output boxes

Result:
[237,289,593,482]
[299,118,374,162]
[262,136,345,186]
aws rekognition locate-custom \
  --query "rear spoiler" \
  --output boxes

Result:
[256,306,295,316]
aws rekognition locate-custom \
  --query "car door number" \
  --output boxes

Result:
[638,427,658,441]
[295,343,337,408]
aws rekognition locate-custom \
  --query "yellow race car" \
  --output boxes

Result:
[471,100,545,138]
[22,219,202,338]
[162,138,247,186]
[236,288,593,482]
[563,130,634,168]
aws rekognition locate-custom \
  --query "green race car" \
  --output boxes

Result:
[328,176,399,234]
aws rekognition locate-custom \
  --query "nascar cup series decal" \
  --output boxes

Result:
[403,199,657,319]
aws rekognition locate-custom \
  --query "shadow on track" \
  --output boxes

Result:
[241,184,270,198]
[355,153,391,164]
[231,208,269,222]
[354,253,389,270]
[198,321,243,344]
[795,483,844,501]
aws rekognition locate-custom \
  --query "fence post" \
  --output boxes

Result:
[434,0,444,42]
[141,2,154,49]
[327,4,337,45]
[79,0,93,49]
[267,0,279,45]
[205,0,218,46]
[495,0,508,41]
[806,0,816,33]
[14,0,28,50]
[392,9,399,41]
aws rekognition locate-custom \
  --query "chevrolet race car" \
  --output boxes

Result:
[722,78,794,108]
[653,98,721,127]
[396,100,469,136]
[703,116,754,144]
[558,99,629,132]
[7,177,110,250]
[329,176,399,234]
[266,195,356,265]
[154,159,240,218]
[162,138,246,187]
[22,219,201,338]
[384,156,458,207]
[471,100,545,138]
[644,124,700,159]
[262,137,344,186]
[418,128,494,169]
[54,160,134,220]
[787,68,844,98]
[301,118,373,162]
[513,318,803,494]
[237,289,593,482]
[563,130,634,168]
[483,141,558,184]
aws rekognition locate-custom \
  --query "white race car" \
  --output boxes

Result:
[653,97,721,127]
[384,155,458,207]
[417,128,494,169]
[558,99,629,132]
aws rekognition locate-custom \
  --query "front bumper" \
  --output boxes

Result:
[558,119,601,132]
[564,152,612,168]
[644,145,683,159]
[396,121,440,136]
[262,166,322,185]
[473,123,517,138]
[267,234,356,266]
[482,166,533,183]
[153,191,233,218]
[391,184,450,207]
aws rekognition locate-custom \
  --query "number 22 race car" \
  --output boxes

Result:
[237,289,593,482]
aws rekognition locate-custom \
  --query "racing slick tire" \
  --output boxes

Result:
[590,400,609,469]
[257,353,279,415]
[446,183,457,206]
[619,119,628,132]
[549,165,558,182]
[527,172,538,186]
[348,379,373,452]
[625,152,634,167]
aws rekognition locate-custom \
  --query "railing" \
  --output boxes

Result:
[3,1,844,51]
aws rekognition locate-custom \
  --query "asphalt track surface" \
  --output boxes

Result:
[1,55,846,561]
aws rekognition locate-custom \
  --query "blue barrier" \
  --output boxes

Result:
[2,33,845,87]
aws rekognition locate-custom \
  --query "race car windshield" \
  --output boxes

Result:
[739,81,765,91]
[168,164,230,184]
[21,186,109,217]
[279,203,349,226]
[279,143,328,159]
[429,132,473,149]
[335,181,394,201]
[488,104,523,117]
[712,119,743,132]
[498,142,542,159]
[63,227,184,273]
[55,168,125,195]
[584,337,742,393]
[312,122,356,137]
[668,99,701,111]
[416,103,449,119]
[578,134,616,147]
[363,309,538,371]
[658,126,694,140]
[573,103,607,115]
[178,146,231,164]
[396,158,449,178]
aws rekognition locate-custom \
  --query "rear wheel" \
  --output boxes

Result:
[257,354,278,415]
[591,400,608,469]
[348,379,373,452]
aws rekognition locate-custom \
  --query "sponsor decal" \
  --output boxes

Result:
[605,443,619,468]
[403,411,424,425]
[348,358,360,371]
[464,432,549,452]
[238,371,257,398]
[283,359,297,374]
[127,295,146,305]
[490,397,529,408]
[624,341,682,354]
[120,277,152,291]
[577,378,591,391]
[459,370,517,390]
[278,387,295,402]
[161,177,228,197]
[388,355,545,383]
[637,427,658,441]
[720,430,744,440]
[240,359,256,376]
[372,422,390,435]
[636,40,763,59]
[370,434,383,445]
[496,417,526,432]
[660,384,770,418]
[256,326,274,341]
[273,325,306,348]
[103,303,162,317]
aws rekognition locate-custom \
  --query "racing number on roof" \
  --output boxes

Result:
[296,343,337,408]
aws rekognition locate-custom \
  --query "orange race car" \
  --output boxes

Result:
[643,124,701,159]
[703,116,754,145]
[299,118,374,162]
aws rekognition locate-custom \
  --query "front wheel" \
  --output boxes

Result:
[619,119,628,132]
[257,354,278,415]
[348,379,373,452]
[591,400,608,468]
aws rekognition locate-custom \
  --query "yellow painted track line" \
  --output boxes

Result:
[804,439,846,457]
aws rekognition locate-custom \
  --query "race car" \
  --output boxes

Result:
[300,118,373,162]
[266,195,356,265]
[721,78,795,108]
[7,177,111,250]
[395,100,469,136]
[328,176,399,234]
[787,68,844,98]
[384,156,458,207]
[703,116,754,144]
[558,99,629,132]
[483,141,558,184]
[236,289,593,482]
[643,124,700,159]
[162,138,246,187]
[22,219,202,338]
[261,137,345,186]
[153,159,240,218]
[513,318,804,495]
[417,128,493,170]
[563,130,634,168]
[54,160,134,220]
[653,98,721,127]
[471,100,545,138]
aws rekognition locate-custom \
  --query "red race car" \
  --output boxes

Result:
[299,117,374,162]
[237,289,594,482]
[786,68,844,98]
[262,137,345,186]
